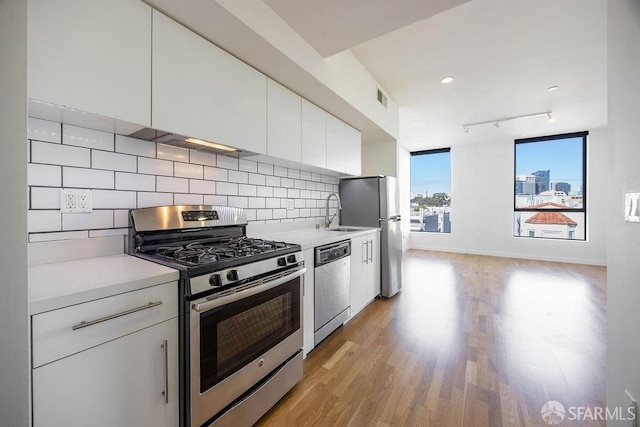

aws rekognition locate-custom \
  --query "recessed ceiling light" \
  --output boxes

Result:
[548,86,559,91]
[441,76,454,84]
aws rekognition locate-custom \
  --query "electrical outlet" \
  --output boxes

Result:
[286,199,294,211]
[61,189,92,213]
[626,390,637,427]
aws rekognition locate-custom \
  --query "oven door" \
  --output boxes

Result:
[189,267,305,427]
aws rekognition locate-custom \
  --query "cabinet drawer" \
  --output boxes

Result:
[32,281,177,368]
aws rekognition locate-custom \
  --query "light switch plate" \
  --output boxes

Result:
[625,193,640,222]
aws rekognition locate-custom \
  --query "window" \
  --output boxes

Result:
[410,148,451,233]
[514,132,587,240]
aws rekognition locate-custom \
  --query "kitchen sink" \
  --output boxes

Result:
[326,227,363,232]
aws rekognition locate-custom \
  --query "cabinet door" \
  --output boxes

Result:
[326,114,346,173]
[349,235,368,316]
[345,125,362,176]
[302,248,315,357]
[28,0,151,126]
[267,79,302,162]
[367,233,381,302]
[33,318,178,427]
[152,11,267,154]
[301,100,327,169]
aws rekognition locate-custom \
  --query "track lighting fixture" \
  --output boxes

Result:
[462,111,553,132]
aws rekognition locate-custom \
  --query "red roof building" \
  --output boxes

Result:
[524,211,577,226]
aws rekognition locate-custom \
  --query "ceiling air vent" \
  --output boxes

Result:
[377,88,387,108]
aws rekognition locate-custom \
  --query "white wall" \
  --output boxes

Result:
[409,128,608,265]
[397,146,411,250]
[0,0,29,424]
[606,0,640,423]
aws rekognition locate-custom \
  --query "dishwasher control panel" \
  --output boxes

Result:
[315,240,351,267]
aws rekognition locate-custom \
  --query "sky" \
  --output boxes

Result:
[515,136,584,189]
[410,151,451,195]
[410,136,584,197]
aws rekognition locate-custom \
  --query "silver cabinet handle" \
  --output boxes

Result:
[368,239,373,263]
[71,301,163,331]
[363,240,369,264]
[161,340,169,404]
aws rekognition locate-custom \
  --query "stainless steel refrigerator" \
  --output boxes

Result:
[339,176,402,298]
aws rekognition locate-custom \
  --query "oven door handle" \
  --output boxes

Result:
[192,267,306,313]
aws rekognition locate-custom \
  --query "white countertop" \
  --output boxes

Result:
[29,254,179,315]
[252,226,380,251]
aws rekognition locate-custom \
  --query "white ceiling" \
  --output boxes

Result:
[267,0,608,151]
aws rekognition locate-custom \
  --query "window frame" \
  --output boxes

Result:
[410,147,452,234]
[513,131,588,240]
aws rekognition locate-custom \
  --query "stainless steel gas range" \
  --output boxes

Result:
[129,205,305,427]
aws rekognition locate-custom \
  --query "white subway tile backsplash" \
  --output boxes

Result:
[216,182,239,196]
[273,209,287,219]
[93,190,136,209]
[256,186,273,197]
[204,167,228,182]
[295,180,306,189]
[266,198,280,209]
[312,172,321,181]
[189,179,216,195]
[273,187,287,198]
[28,164,61,187]
[281,178,294,188]
[204,195,227,205]
[137,192,173,208]
[300,190,311,199]
[305,181,316,190]
[294,199,306,208]
[300,170,312,181]
[287,209,300,219]
[265,176,280,187]
[174,193,204,205]
[311,208,322,217]
[28,210,61,232]
[299,208,311,217]
[239,159,258,173]
[89,228,129,238]
[157,176,188,193]
[157,144,189,162]
[138,157,173,176]
[244,209,257,221]
[175,162,204,179]
[288,169,301,179]
[258,163,273,175]
[189,149,217,167]
[115,135,156,158]
[238,184,257,197]
[287,189,300,198]
[115,172,155,191]
[31,187,61,209]
[28,117,61,143]
[63,167,114,189]
[248,197,265,209]
[29,230,88,242]
[274,166,287,177]
[217,155,239,170]
[256,209,272,220]
[280,199,289,209]
[63,125,114,151]
[311,191,321,199]
[228,196,249,208]
[306,199,317,208]
[228,170,249,184]
[114,210,130,228]
[248,173,265,186]
[62,210,113,231]
[92,150,136,172]
[32,141,90,167]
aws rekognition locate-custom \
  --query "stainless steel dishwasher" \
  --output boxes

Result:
[314,240,351,345]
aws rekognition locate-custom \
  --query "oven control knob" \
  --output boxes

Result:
[277,257,287,267]
[209,274,222,288]
[286,254,297,264]
[227,269,239,281]
[258,359,264,367]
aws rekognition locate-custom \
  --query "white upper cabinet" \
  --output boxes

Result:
[301,100,327,169]
[267,79,301,162]
[345,125,362,176]
[28,0,152,126]
[326,114,346,173]
[152,11,267,154]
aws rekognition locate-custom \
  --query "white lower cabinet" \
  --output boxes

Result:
[349,232,380,318]
[32,283,178,427]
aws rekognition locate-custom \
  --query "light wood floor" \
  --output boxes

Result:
[257,250,607,426]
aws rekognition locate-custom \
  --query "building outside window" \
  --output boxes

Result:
[410,148,451,233]
[514,132,587,240]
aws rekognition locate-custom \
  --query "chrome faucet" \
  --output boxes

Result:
[325,192,342,228]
